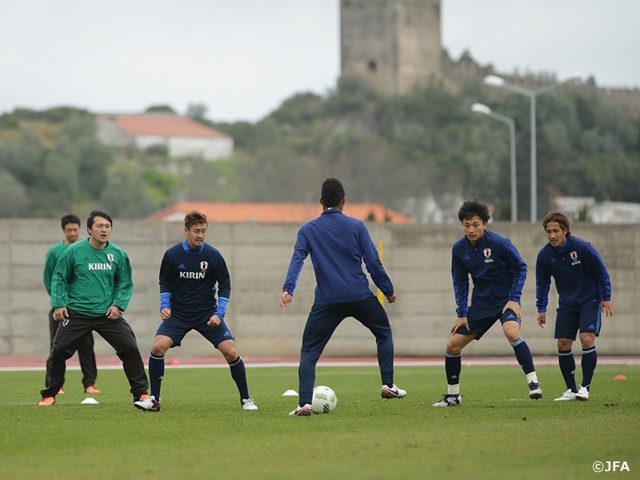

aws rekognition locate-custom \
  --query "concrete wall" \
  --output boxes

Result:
[1,220,637,358]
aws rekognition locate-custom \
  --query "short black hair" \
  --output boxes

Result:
[87,210,113,229]
[321,178,345,209]
[458,199,490,223]
[60,214,81,229]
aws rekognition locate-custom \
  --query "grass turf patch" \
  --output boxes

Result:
[1,364,638,479]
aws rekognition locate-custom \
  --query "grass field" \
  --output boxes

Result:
[1,364,638,479]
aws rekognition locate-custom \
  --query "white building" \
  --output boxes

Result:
[554,197,640,224]
[95,113,233,161]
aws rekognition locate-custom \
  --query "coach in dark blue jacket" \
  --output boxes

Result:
[536,211,614,402]
[280,178,406,416]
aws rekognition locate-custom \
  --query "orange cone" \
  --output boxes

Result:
[614,374,627,380]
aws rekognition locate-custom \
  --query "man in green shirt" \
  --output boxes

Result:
[39,210,149,407]
[43,214,99,395]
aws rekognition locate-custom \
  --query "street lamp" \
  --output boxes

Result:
[484,74,580,223]
[471,103,517,224]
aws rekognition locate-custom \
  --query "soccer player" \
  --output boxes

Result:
[43,214,99,395]
[39,211,149,407]
[536,211,614,401]
[135,211,257,412]
[280,178,406,417]
[433,199,542,407]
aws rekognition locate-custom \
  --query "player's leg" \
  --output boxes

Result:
[40,311,94,402]
[48,308,58,350]
[77,332,98,392]
[297,304,343,408]
[441,309,496,402]
[577,332,597,400]
[554,309,580,400]
[48,308,66,395]
[93,315,149,401]
[218,339,253,406]
[198,318,256,410]
[576,305,600,400]
[148,334,174,402]
[432,332,476,406]
[136,318,186,411]
[349,295,405,398]
[501,314,541,398]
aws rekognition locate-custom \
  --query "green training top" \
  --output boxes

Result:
[51,238,134,317]
[43,242,69,296]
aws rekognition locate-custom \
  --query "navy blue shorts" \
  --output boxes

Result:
[554,305,601,340]
[155,314,235,349]
[454,305,521,340]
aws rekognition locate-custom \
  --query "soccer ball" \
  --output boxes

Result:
[311,385,337,414]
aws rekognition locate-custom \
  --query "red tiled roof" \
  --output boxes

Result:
[148,202,414,224]
[98,114,229,138]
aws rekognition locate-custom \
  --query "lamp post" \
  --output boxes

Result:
[483,74,580,223]
[471,103,517,224]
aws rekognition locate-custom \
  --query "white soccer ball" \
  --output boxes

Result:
[311,385,337,414]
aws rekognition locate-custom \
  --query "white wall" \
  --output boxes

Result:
[135,135,233,161]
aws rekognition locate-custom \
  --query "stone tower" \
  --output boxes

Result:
[340,0,442,95]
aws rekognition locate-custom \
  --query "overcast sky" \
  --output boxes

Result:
[2,0,639,122]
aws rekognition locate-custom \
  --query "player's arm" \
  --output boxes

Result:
[112,252,133,314]
[535,253,552,328]
[43,248,58,296]
[211,251,231,324]
[281,229,310,308]
[503,241,527,314]
[158,252,173,320]
[359,222,394,298]
[50,249,72,311]
[585,243,614,317]
[451,250,470,319]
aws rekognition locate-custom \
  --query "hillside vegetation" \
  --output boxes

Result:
[1,66,639,221]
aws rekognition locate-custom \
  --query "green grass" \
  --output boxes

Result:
[1,365,639,479]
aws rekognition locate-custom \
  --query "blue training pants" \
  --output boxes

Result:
[298,293,395,405]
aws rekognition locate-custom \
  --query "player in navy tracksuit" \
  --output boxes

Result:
[536,211,614,402]
[135,211,257,412]
[280,178,406,416]
[433,199,542,407]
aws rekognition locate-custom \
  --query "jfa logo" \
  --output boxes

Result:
[593,460,630,472]
[570,251,581,265]
[483,248,493,263]
[200,261,208,271]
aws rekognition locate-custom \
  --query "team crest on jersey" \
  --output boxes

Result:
[570,251,581,265]
[107,253,114,262]
[483,248,494,263]
[200,261,208,271]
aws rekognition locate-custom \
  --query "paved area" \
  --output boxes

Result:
[1,355,639,371]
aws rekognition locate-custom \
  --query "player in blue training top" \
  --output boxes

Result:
[135,211,257,412]
[280,177,406,417]
[536,211,614,402]
[433,199,542,407]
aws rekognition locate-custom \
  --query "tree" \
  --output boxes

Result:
[186,103,208,122]
[145,105,177,114]
[100,163,156,218]
[0,169,28,216]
